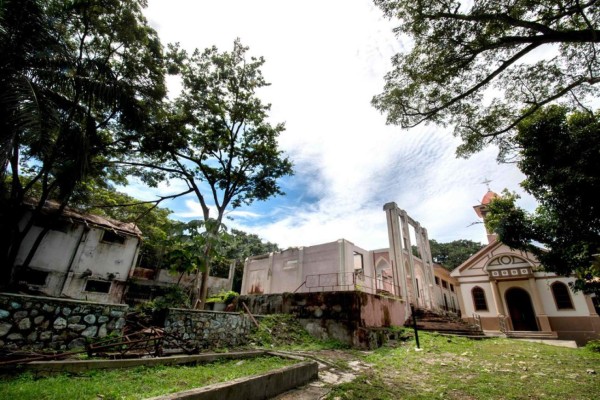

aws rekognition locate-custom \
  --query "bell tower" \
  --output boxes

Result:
[473,179,499,244]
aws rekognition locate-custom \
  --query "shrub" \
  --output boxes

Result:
[586,339,600,353]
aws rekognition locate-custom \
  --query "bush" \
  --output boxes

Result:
[205,290,239,305]
[137,285,190,314]
[585,339,600,353]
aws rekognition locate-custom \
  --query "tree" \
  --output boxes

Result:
[138,40,293,306]
[485,106,600,294]
[73,183,177,270]
[429,239,485,270]
[211,229,280,292]
[0,0,166,285]
[372,0,600,159]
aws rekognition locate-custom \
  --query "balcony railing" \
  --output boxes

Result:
[295,271,402,299]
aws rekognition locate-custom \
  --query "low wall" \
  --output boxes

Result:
[163,309,255,351]
[238,291,407,348]
[146,361,319,400]
[0,293,128,351]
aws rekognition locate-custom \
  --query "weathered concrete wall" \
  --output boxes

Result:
[238,291,408,348]
[241,240,377,296]
[0,293,128,351]
[163,309,255,350]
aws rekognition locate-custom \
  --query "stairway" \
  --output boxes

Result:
[406,309,485,337]
[505,331,558,339]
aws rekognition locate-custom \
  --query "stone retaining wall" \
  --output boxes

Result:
[237,291,407,348]
[0,293,128,351]
[163,308,255,351]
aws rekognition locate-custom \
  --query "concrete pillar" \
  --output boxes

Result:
[337,239,347,286]
[415,224,433,309]
[490,280,506,316]
[384,202,408,304]
[298,247,305,288]
[400,210,418,307]
[266,252,274,294]
[528,277,552,332]
[585,295,599,316]
[240,257,250,295]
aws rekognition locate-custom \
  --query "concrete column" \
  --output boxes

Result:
[337,239,347,286]
[415,225,433,309]
[298,247,305,288]
[384,202,408,304]
[585,295,599,316]
[528,277,552,332]
[490,280,505,315]
[240,257,250,295]
[400,210,418,307]
[456,283,467,318]
[266,253,274,294]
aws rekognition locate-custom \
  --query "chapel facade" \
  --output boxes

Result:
[451,190,600,345]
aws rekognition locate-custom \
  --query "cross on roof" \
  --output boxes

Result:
[482,178,492,191]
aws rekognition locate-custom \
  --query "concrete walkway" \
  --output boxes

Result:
[515,338,578,348]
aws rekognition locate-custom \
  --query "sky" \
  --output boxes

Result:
[131,0,538,250]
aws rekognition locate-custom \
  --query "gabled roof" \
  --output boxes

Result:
[450,239,503,277]
[23,199,142,237]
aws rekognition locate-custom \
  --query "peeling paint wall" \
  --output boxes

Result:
[14,218,140,304]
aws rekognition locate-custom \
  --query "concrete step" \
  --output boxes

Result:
[505,331,558,339]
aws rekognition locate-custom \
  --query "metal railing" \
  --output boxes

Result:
[472,313,482,330]
[300,271,402,298]
[498,314,508,333]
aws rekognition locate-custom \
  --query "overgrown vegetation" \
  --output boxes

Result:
[0,356,296,400]
[326,332,600,400]
[249,314,349,350]
[205,290,239,304]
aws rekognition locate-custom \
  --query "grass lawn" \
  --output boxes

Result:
[326,332,600,400]
[0,355,297,400]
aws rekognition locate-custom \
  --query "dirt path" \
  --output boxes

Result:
[271,349,374,400]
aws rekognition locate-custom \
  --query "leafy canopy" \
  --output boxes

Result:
[0,0,166,279]
[139,39,293,304]
[430,239,485,270]
[485,106,600,294]
[372,0,600,159]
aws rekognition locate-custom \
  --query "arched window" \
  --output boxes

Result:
[472,286,488,311]
[551,282,574,310]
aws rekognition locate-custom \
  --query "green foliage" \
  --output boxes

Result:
[0,357,297,400]
[140,39,293,304]
[137,285,190,313]
[71,183,176,270]
[326,332,600,400]
[486,106,600,294]
[0,0,166,279]
[211,229,280,291]
[429,239,485,270]
[205,290,239,304]
[585,339,600,353]
[164,219,229,275]
[372,0,600,159]
[250,314,349,350]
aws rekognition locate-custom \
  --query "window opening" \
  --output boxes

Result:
[84,279,111,293]
[472,286,488,311]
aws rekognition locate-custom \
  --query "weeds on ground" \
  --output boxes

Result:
[326,332,600,400]
[249,314,349,350]
[0,356,296,400]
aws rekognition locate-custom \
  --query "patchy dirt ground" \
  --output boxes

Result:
[271,349,375,400]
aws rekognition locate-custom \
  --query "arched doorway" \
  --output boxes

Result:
[505,287,538,331]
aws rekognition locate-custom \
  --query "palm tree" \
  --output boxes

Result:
[0,0,166,286]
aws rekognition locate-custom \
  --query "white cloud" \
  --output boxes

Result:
[142,0,538,250]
